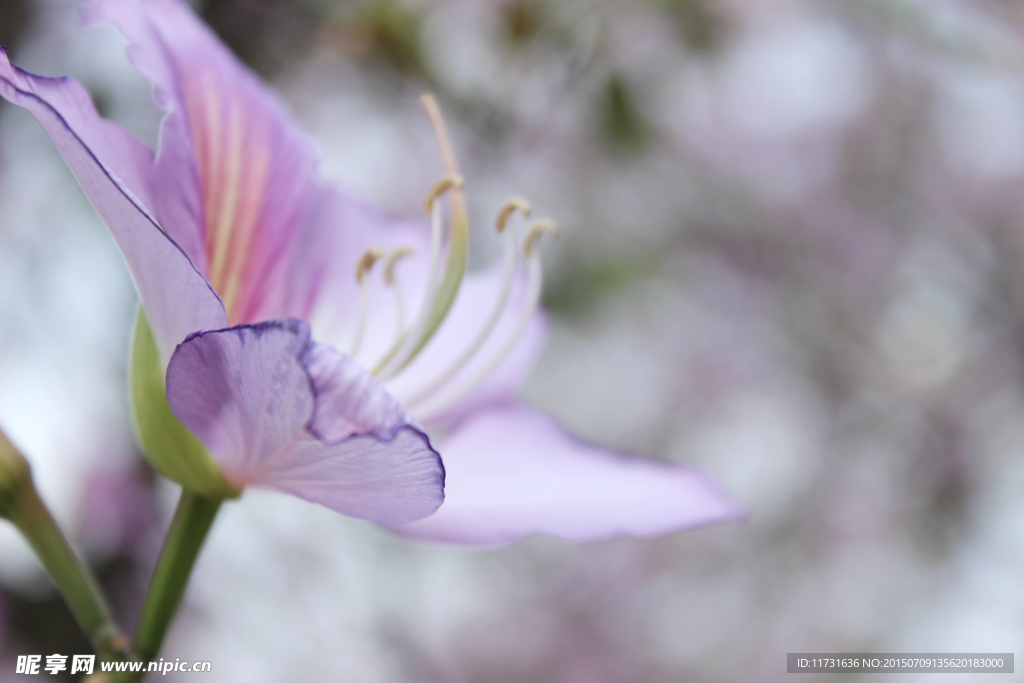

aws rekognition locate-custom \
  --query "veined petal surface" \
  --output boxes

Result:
[302,342,412,444]
[166,320,444,524]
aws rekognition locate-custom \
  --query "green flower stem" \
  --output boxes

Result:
[132,489,222,664]
[0,430,129,661]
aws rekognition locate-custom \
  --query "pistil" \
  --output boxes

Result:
[354,96,557,421]
[374,94,470,377]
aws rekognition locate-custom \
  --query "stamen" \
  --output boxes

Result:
[375,94,470,378]
[403,199,532,408]
[413,218,557,422]
[524,218,558,256]
[496,197,531,233]
[424,175,464,213]
[383,246,416,356]
[372,185,452,377]
[356,247,386,284]
[349,246,385,362]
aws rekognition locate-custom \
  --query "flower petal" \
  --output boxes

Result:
[301,341,412,444]
[390,402,742,545]
[0,48,226,363]
[84,0,332,324]
[255,427,443,526]
[166,320,444,524]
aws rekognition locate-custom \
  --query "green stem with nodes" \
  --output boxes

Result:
[132,489,222,665]
[0,430,130,662]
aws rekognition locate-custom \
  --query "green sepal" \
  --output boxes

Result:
[129,308,239,498]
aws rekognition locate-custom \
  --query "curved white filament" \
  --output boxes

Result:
[413,251,544,423]
[349,247,384,362]
[401,225,519,408]
[349,280,372,362]
[373,200,446,378]
[391,275,408,346]
[380,246,415,364]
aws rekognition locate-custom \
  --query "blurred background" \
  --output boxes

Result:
[1,0,1024,680]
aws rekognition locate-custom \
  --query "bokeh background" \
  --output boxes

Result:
[2,0,1024,680]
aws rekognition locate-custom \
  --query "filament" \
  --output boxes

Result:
[385,246,416,341]
[413,219,556,422]
[349,246,384,362]
[402,199,532,408]
[373,186,452,378]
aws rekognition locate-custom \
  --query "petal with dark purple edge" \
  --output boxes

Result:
[389,402,742,546]
[0,49,227,363]
[165,320,444,524]
[302,342,411,444]
[83,0,333,324]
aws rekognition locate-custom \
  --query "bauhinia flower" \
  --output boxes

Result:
[0,0,741,545]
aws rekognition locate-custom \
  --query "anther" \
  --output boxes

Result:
[524,218,558,257]
[384,246,416,285]
[355,247,386,284]
[424,175,464,214]
[496,197,532,233]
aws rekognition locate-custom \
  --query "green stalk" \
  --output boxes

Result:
[0,430,129,661]
[132,489,222,664]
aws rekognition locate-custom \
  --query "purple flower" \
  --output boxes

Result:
[0,0,740,544]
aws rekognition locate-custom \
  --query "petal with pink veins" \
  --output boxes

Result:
[83,0,334,324]
[0,48,226,364]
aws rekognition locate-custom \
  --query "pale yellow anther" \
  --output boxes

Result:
[355,247,386,284]
[523,218,558,256]
[384,246,416,285]
[423,175,464,214]
[496,198,532,233]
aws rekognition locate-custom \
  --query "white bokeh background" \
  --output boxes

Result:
[2,0,1024,681]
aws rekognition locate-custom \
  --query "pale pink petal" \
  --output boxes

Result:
[166,319,444,523]
[390,403,742,545]
[0,48,226,363]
